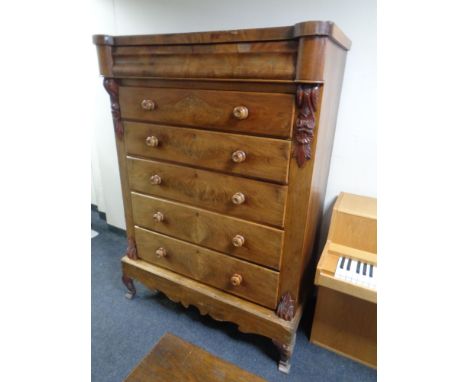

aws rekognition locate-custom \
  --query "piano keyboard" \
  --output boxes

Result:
[335,257,377,290]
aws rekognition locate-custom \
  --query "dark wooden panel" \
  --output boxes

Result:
[127,157,287,227]
[131,192,283,269]
[113,41,297,80]
[94,21,351,50]
[119,87,295,138]
[135,227,279,309]
[124,333,267,382]
[125,122,291,183]
[122,257,300,345]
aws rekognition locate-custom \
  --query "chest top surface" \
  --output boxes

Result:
[93,21,351,49]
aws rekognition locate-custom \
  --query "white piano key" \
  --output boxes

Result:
[349,260,359,284]
[362,263,370,287]
[356,262,368,287]
[335,257,346,280]
[371,266,377,289]
[335,257,377,291]
[342,258,351,281]
[344,258,353,281]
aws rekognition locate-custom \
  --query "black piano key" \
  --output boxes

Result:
[363,263,367,276]
[346,258,352,271]
[340,257,346,269]
[356,261,361,273]
[370,265,374,277]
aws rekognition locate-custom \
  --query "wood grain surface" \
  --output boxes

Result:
[127,157,288,227]
[95,20,351,373]
[135,227,279,308]
[122,257,301,344]
[125,121,291,183]
[124,333,267,382]
[315,242,376,303]
[310,287,376,368]
[94,21,351,50]
[113,41,297,80]
[328,192,377,253]
[131,192,284,269]
[278,39,348,311]
[119,87,295,138]
[119,78,298,94]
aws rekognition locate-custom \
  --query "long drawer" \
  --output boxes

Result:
[131,192,283,270]
[134,226,279,309]
[125,122,291,184]
[112,40,297,80]
[119,87,294,138]
[127,157,287,227]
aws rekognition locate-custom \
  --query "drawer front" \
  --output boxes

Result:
[119,87,294,138]
[112,41,297,80]
[127,157,287,227]
[125,122,291,184]
[135,226,279,309]
[131,192,283,270]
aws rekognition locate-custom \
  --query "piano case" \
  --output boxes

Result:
[310,192,377,368]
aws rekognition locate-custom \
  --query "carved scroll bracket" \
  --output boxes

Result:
[126,237,138,260]
[294,85,320,167]
[276,292,295,321]
[103,78,123,139]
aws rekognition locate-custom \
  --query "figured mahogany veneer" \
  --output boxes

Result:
[127,157,288,227]
[124,121,291,183]
[119,87,295,138]
[135,227,279,309]
[94,20,350,373]
[124,333,267,382]
[131,192,283,270]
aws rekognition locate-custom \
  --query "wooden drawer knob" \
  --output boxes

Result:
[155,247,167,258]
[150,174,162,185]
[231,192,245,205]
[145,136,159,147]
[232,235,245,247]
[153,211,164,222]
[141,99,156,111]
[231,150,246,163]
[230,273,243,286]
[233,106,248,120]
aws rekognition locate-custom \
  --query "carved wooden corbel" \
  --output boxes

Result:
[294,85,320,167]
[276,292,295,321]
[103,78,124,139]
[126,238,138,260]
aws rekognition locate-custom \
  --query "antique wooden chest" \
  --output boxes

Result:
[93,21,350,373]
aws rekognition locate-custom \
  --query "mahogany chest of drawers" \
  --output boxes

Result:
[93,21,350,373]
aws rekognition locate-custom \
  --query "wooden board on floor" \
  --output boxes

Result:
[124,332,267,382]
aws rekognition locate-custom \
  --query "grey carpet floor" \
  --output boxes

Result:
[92,209,377,381]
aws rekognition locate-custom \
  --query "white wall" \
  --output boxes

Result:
[91,0,376,229]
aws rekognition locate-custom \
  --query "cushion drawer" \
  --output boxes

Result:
[127,157,287,227]
[119,87,294,138]
[125,122,291,184]
[131,192,283,270]
[135,226,279,309]
[112,40,297,80]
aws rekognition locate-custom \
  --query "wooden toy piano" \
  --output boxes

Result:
[310,192,377,368]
